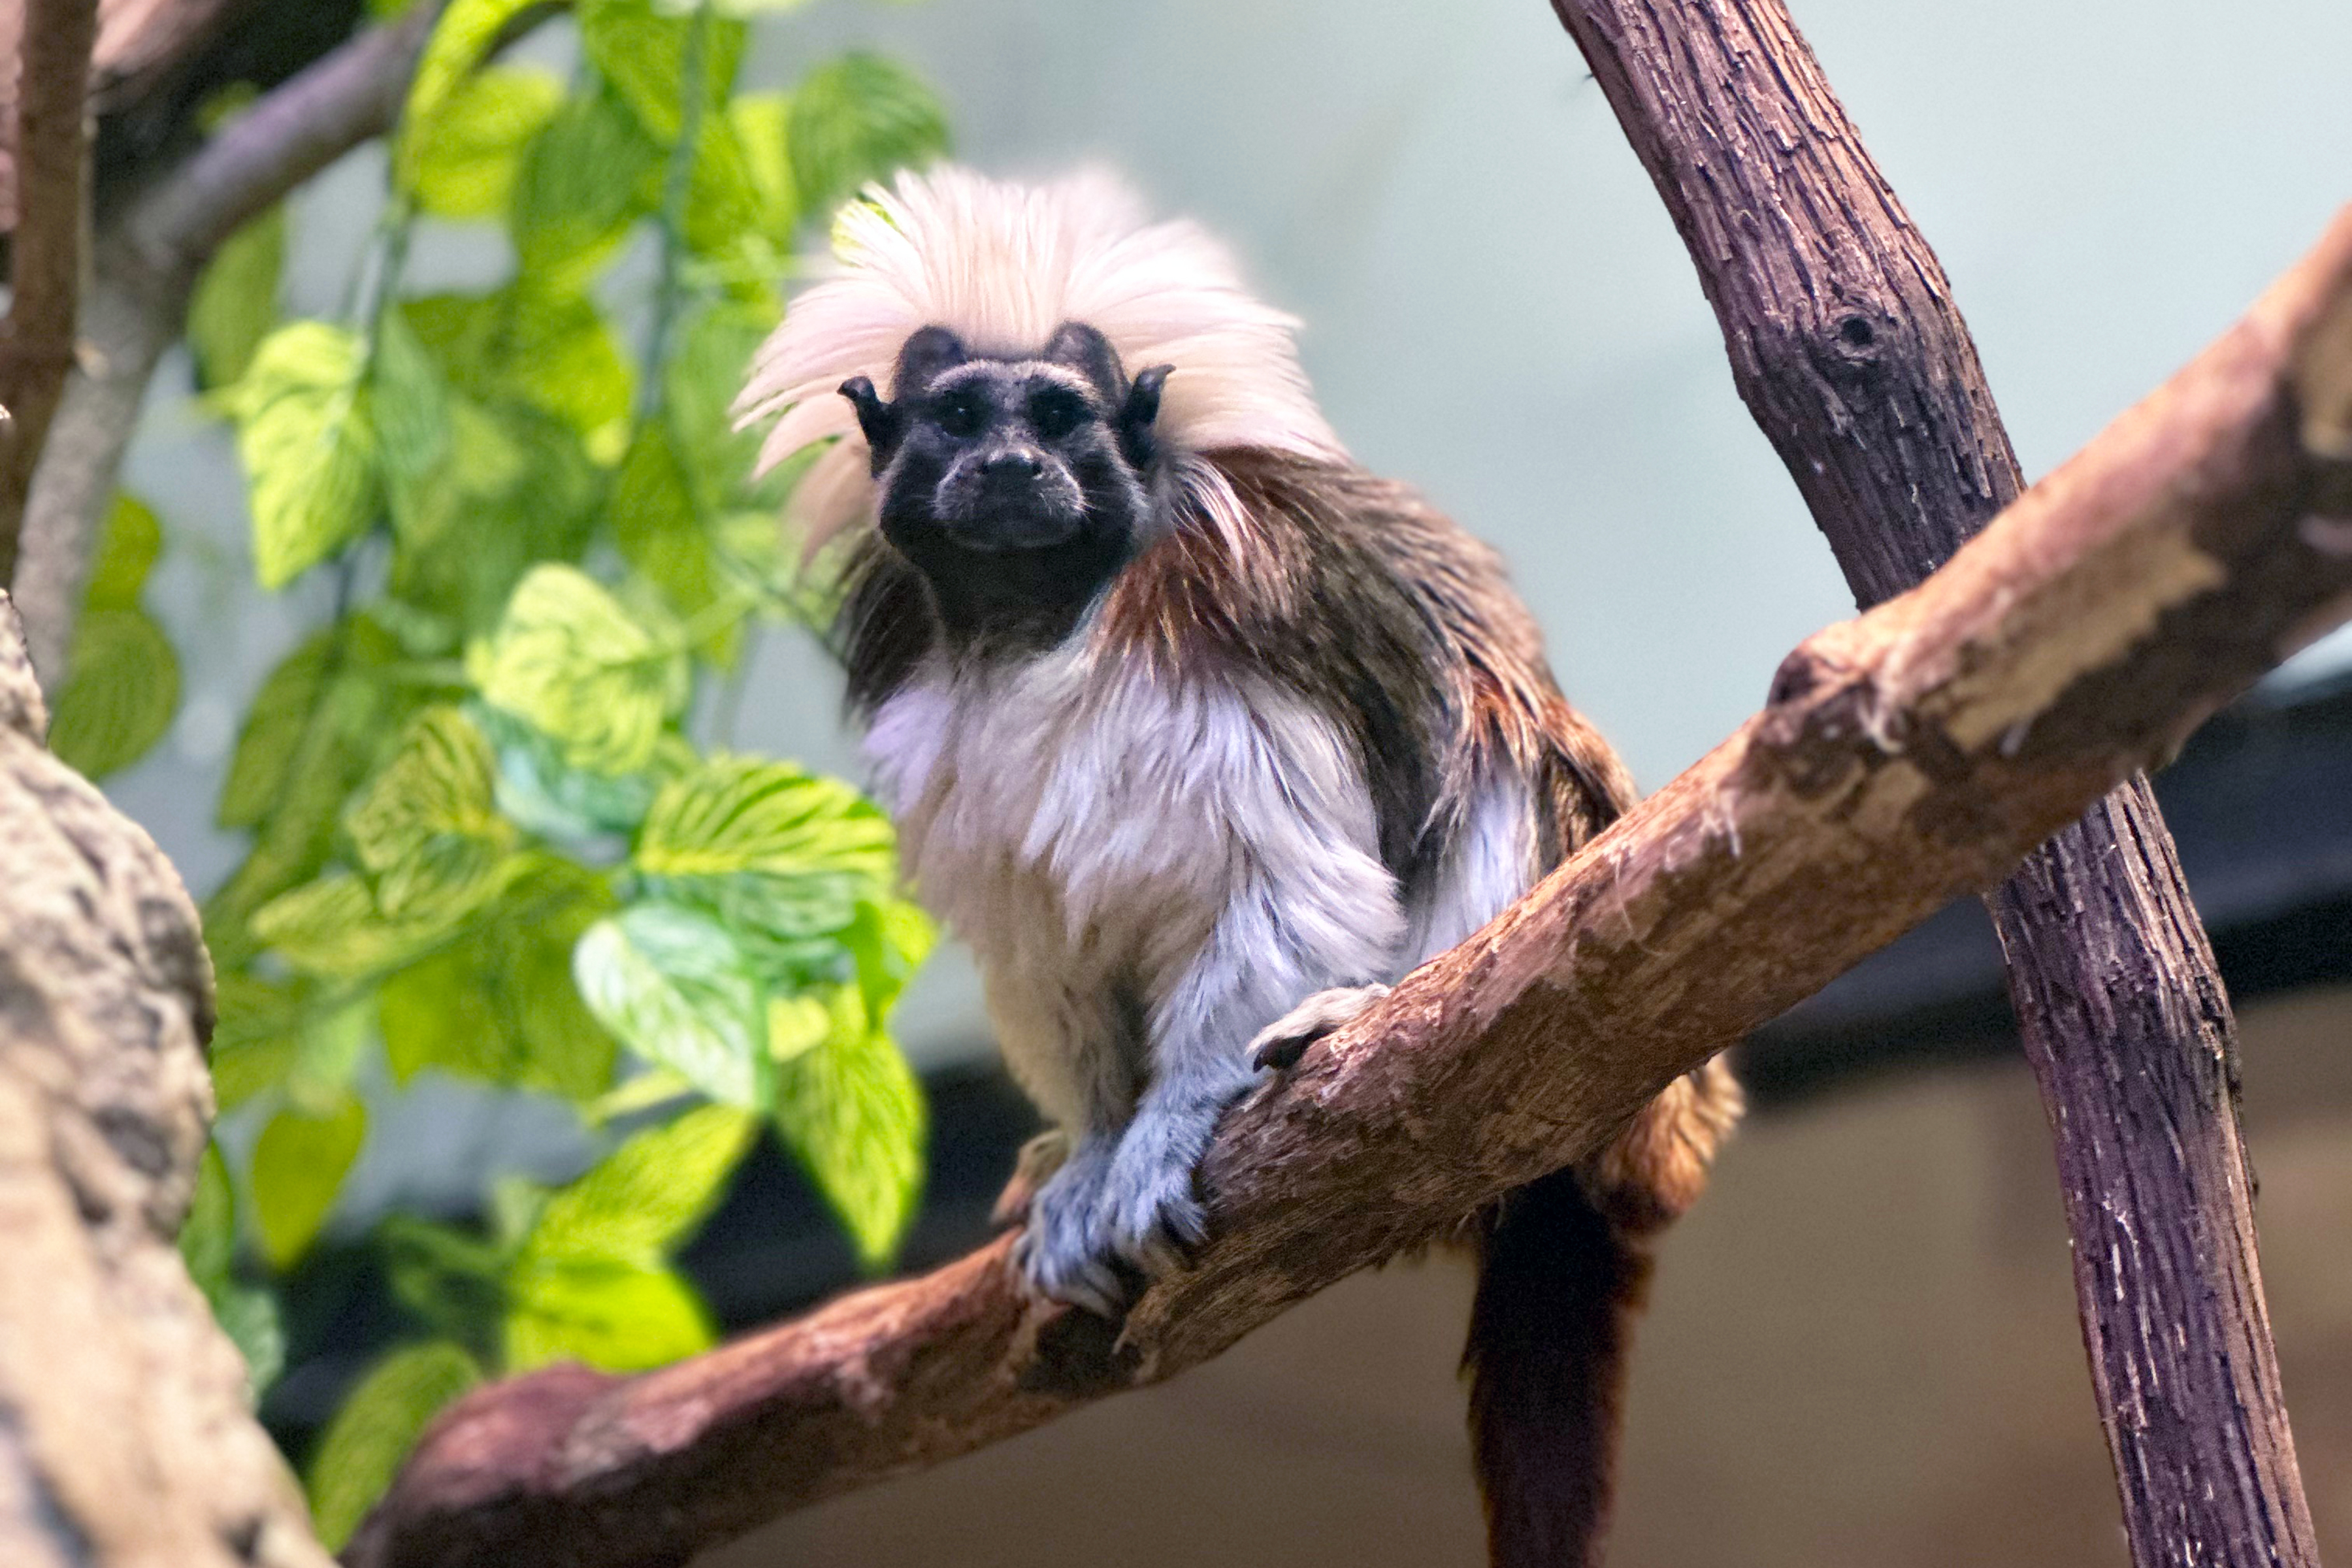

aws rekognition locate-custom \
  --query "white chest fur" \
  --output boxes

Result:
[862,645,1405,1128]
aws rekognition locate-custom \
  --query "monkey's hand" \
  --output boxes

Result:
[1247,983,1392,1071]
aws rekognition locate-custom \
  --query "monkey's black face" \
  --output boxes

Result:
[842,322,1170,651]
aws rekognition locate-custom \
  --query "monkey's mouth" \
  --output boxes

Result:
[934,473,1086,551]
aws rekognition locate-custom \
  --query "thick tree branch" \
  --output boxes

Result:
[1545,3,2319,1561]
[346,208,2352,1568]
[0,587,331,1568]
[10,0,433,683]
[0,0,101,585]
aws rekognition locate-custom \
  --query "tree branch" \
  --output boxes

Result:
[346,207,2352,1568]
[0,587,332,1568]
[1544,3,2319,1561]
[9,0,435,684]
[0,0,101,585]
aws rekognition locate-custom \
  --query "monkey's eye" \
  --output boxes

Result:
[933,387,986,439]
[1028,386,1089,443]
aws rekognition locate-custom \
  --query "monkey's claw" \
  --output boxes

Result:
[1247,983,1392,1071]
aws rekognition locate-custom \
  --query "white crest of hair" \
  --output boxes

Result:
[732,163,1347,558]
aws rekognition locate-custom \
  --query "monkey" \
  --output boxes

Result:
[735,166,1741,1568]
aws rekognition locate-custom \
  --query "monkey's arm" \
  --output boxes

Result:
[1019,696,1408,1301]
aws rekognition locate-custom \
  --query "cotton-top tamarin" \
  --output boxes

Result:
[734,166,1740,1568]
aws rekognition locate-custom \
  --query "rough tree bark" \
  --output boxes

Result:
[0,589,331,1568]
[1544,3,2321,1564]
[344,212,2352,1568]
[0,0,101,584]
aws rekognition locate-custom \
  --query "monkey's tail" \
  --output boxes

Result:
[1463,1168,1654,1568]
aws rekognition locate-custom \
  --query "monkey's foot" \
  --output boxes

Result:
[1011,1143,1128,1317]
[991,1128,1071,1228]
[1099,1132,1213,1281]
[1247,983,1392,1071]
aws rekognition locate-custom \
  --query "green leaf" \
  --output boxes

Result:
[180,1142,239,1290]
[210,1283,287,1405]
[404,287,635,448]
[216,630,333,830]
[206,973,303,1110]
[385,400,606,639]
[47,607,181,779]
[206,619,427,965]
[304,1341,480,1551]
[180,1145,284,1403]
[231,321,380,589]
[576,0,748,142]
[466,564,687,775]
[82,493,163,610]
[381,1215,508,1351]
[726,92,798,239]
[787,53,949,221]
[410,64,563,219]
[250,871,459,979]
[370,308,455,549]
[842,893,936,1021]
[250,1093,367,1267]
[526,1102,754,1264]
[476,702,661,843]
[188,204,284,391]
[54,489,179,781]
[572,902,770,1107]
[287,992,374,1111]
[664,302,779,510]
[634,755,895,952]
[681,114,769,261]
[610,419,723,632]
[638,755,894,886]
[503,1256,711,1373]
[508,84,661,293]
[378,864,619,1100]
[773,993,924,1270]
[344,706,518,921]
[396,0,549,190]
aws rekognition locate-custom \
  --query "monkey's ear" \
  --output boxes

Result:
[892,325,970,397]
[1041,321,1126,401]
[1118,364,1173,467]
[840,377,903,468]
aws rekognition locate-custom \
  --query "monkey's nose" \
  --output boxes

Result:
[982,450,1043,482]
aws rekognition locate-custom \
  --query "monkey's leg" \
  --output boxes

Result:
[983,968,1146,1315]
[1580,1056,1742,1233]
[1100,879,1403,1277]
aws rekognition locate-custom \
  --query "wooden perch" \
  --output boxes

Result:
[346,208,2352,1568]
[0,0,100,584]
[1546,1,2321,1560]
[0,587,331,1568]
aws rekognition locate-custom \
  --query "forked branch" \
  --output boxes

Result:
[347,209,2352,1568]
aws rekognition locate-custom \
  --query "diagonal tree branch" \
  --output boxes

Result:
[346,207,2352,1568]
[1544,3,2319,1561]
[0,0,101,585]
[9,0,435,684]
